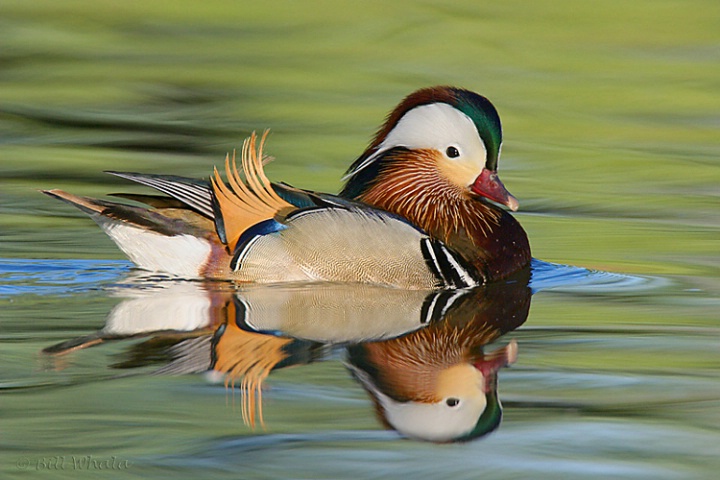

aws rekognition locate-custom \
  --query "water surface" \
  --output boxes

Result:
[1,1,719,479]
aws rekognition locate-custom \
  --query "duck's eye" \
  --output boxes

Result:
[445,398,461,407]
[445,146,460,158]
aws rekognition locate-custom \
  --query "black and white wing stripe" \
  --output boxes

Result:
[106,171,214,219]
[420,238,483,288]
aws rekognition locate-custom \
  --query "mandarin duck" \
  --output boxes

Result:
[44,86,531,288]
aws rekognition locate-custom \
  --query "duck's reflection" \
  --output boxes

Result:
[345,281,529,442]
[44,271,531,442]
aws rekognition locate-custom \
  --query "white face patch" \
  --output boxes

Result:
[348,103,490,186]
[382,103,485,155]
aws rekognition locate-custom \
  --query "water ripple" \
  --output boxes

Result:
[0,258,131,296]
[529,259,668,294]
[0,257,668,298]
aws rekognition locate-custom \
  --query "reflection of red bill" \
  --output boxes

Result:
[473,339,518,393]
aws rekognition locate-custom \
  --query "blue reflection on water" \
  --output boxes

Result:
[0,258,131,296]
[528,259,667,294]
[0,257,665,297]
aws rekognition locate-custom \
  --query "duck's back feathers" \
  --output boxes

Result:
[43,189,207,237]
[106,171,214,219]
[108,193,186,210]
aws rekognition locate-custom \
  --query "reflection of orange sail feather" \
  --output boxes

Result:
[213,316,291,428]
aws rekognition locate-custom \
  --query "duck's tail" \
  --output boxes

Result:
[42,189,219,278]
[210,131,294,252]
[43,131,291,278]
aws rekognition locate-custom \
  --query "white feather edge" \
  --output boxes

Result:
[96,217,211,279]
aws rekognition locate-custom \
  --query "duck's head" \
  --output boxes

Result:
[341,86,518,212]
